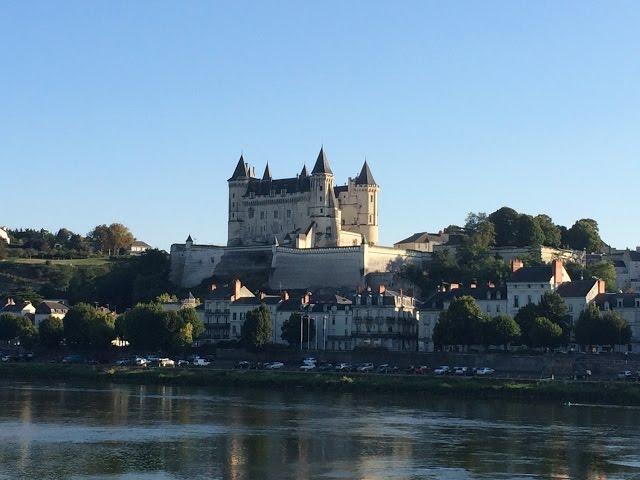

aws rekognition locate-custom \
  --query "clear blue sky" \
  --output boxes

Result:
[2,1,639,250]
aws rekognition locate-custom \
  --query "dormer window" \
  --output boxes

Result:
[604,301,610,311]
[617,298,624,308]
[635,298,640,308]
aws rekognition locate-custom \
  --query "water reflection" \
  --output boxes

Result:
[0,381,637,479]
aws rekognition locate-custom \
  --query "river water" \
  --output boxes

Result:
[0,381,639,479]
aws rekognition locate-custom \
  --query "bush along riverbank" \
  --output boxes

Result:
[2,363,640,405]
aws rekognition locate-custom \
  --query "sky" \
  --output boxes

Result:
[1,1,639,251]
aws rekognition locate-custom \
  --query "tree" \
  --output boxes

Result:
[599,312,631,347]
[0,313,37,347]
[116,303,168,351]
[537,292,570,340]
[241,305,272,350]
[515,214,545,247]
[485,314,521,350]
[488,207,520,247]
[281,312,315,347]
[587,261,616,292]
[63,303,115,349]
[574,303,600,347]
[534,215,562,248]
[433,296,488,348]
[514,303,540,346]
[89,223,134,255]
[566,219,603,253]
[528,317,563,349]
[0,240,7,260]
[39,316,64,348]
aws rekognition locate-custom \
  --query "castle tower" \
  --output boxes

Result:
[227,155,251,246]
[309,148,340,247]
[353,161,379,245]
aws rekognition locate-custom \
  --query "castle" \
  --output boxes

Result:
[228,148,379,248]
[170,148,427,290]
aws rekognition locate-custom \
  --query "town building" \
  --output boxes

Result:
[506,259,571,316]
[129,240,151,255]
[394,232,449,252]
[1,299,36,319]
[34,300,69,326]
[0,227,9,245]
[593,293,640,352]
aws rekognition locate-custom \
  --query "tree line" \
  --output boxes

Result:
[433,293,631,350]
[1,223,137,260]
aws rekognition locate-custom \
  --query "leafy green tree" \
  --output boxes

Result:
[528,317,563,349]
[587,261,616,292]
[89,223,134,255]
[433,296,488,348]
[537,292,570,341]
[534,214,562,248]
[599,312,631,347]
[281,312,315,347]
[485,314,521,350]
[0,313,37,347]
[515,214,545,247]
[39,316,65,348]
[574,303,601,347]
[514,303,540,346]
[0,240,7,260]
[63,303,115,349]
[241,305,272,350]
[566,219,603,253]
[488,207,520,247]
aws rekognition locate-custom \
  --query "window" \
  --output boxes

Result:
[486,305,491,313]
[320,196,323,202]
[232,202,235,207]
[496,305,501,313]
[260,211,265,219]
[514,295,519,308]
[320,208,323,213]
[636,298,640,308]
[370,194,373,202]
[287,209,291,218]
[320,186,323,191]
[233,313,237,320]
[617,298,623,308]
[274,210,278,218]
[248,208,255,219]
[232,326,237,335]
[232,193,235,198]
[568,304,573,312]
[369,215,372,223]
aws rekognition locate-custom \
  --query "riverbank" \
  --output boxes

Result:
[2,363,640,405]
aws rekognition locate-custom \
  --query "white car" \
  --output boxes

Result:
[266,362,284,369]
[134,357,148,366]
[158,358,175,368]
[303,357,316,364]
[475,367,495,376]
[192,358,210,367]
[453,367,468,376]
[357,363,374,373]
[434,366,450,375]
[299,364,316,371]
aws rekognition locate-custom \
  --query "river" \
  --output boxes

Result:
[0,381,639,479]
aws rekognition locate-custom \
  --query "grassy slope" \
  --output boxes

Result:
[3,257,111,266]
[2,363,640,405]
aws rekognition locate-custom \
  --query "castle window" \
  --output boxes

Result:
[370,195,373,202]
[369,215,372,223]
[232,202,235,207]
[320,186,323,191]
[232,193,235,198]
[274,210,278,219]
[341,219,345,225]
[287,210,291,218]
[232,213,235,218]
[320,196,323,202]
[514,295,519,308]
[320,208,323,213]
[326,227,332,237]
[280,189,286,195]
[260,211,265,220]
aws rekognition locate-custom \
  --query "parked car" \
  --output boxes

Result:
[303,357,316,364]
[192,357,210,367]
[453,366,468,376]
[413,365,429,375]
[335,363,351,372]
[299,363,316,371]
[235,361,251,369]
[134,357,148,366]
[617,371,633,380]
[357,363,374,373]
[177,360,190,367]
[573,368,591,380]
[62,354,84,364]
[147,355,161,362]
[1,355,11,363]
[158,358,175,368]
[317,363,334,371]
[434,366,450,375]
[265,362,284,370]
[475,367,495,376]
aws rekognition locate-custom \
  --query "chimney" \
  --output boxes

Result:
[487,281,495,288]
[302,292,311,305]
[511,258,524,273]
[280,291,289,302]
[552,259,564,285]
[209,283,217,292]
[233,279,241,300]
[469,282,477,289]
[259,291,267,300]
[450,283,460,290]
[378,285,386,294]
[597,279,606,294]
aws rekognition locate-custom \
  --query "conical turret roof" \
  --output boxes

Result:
[312,147,333,175]
[300,164,308,177]
[355,160,376,185]
[229,155,249,180]
[262,163,272,180]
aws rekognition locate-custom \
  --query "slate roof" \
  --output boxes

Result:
[1,302,32,314]
[355,161,376,185]
[509,265,553,283]
[229,155,250,180]
[300,165,308,177]
[262,163,272,180]
[311,148,333,175]
[556,279,598,298]
[423,286,507,310]
[396,232,448,245]
[36,301,69,314]
[333,185,348,196]
[131,240,151,248]
[593,293,640,309]
[629,250,640,262]
[243,176,311,197]
[233,297,262,306]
